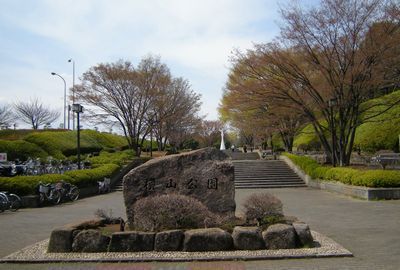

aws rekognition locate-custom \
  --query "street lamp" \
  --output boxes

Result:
[72,103,83,169]
[68,59,75,130]
[328,98,337,167]
[51,72,67,129]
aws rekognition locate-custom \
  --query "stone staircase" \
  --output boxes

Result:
[224,150,260,160]
[112,179,123,192]
[233,160,306,189]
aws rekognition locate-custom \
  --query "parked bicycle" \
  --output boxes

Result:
[0,191,22,212]
[98,177,111,194]
[37,182,61,205]
[55,181,80,201]
[0,162,17,177]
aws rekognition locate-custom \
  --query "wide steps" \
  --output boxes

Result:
[112,180,123,192]
[233,160,306,189]
[224,151,259,160]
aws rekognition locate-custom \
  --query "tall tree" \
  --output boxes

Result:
[76,55,202,156]
[196,120,225,148]
[76,57,170,156]
[228,0,399,166]
[150,77,202,151]
[14,98,60,130]
[220,56,306,152]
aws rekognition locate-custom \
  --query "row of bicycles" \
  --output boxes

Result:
[37,181,80,205]
[1,178,113,213]
[0,191,21,212]
[0,180,80,213]
[0,157,92,177]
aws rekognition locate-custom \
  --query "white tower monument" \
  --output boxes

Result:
[220,130,226,150]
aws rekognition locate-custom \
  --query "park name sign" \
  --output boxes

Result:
[123,147,235,226]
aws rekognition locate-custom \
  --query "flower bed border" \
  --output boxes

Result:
[1,231,352,263]
[281,155,400,200]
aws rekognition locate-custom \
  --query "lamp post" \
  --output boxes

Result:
[72,104,83,169]
[68,59,75,130]
[328,98,337,167]
[51,72,67,129]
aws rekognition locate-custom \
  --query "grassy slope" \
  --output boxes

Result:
[293,90,400,152]
[0,129,128,160]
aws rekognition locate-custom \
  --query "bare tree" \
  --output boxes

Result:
[150,77,202,151]
[196,120,225,147]
[0,104,15,128]
[14,98,60,130]
[228,0,399,166]
[76,56,202,156]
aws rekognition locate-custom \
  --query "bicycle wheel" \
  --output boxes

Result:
[0,194,7,212]
[38,193,45,206]
[8,194,22,211]
[49,189,61,205]
[68,187,79,201]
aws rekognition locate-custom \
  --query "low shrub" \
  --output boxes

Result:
[64,163,120,187]
[133,194,216,232]
[352,170,400,188]
[243,193,283,225]
[283,153,400,188]
[24,131,97,159]
[88,150,135,166]
[0,174,73,196]
[0,163,120,195]
[81,130,128,149]
[0,139,48,160]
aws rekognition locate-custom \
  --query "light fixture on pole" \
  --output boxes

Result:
[72,103,84,169]
[68,59,75,130]
[51,72,67,129]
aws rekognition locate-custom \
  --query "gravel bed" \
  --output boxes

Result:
[1,231,352,263]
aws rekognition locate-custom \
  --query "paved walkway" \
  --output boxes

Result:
[1,188,399,269]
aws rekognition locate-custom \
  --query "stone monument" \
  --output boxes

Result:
[123,147,235,226]
[220,130,226,150]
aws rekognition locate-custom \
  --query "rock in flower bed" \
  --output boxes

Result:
[48,191,316,253]
[47,217,315,253]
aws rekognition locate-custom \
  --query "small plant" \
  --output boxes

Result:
[94,208,114,222]
[243,192,284,226]
[133,194,218,231]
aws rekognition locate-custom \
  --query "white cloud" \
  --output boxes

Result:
[0,0,282,121]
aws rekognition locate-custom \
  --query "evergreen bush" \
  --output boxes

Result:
[284,153,400,187]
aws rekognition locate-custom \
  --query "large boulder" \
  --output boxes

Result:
[232,226,265,250]
[154,230,184,251]
[48,226,75,253]
[293,222,314,247]
[108,231,155,252]
[123,147,235,225]
[262,224,296,250]
[183,228,233,251]
[72,229,110,252]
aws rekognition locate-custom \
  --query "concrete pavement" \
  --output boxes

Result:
[0,188,399,269]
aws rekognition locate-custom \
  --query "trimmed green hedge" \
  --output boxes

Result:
[88,150,135,166]
[0,174,73,196]
[0,129,129,160]
[0,163,120,196]
[284,153,400,188]
[0,140,48,160]
[64,163,120,187]
[80,130,128,149]
[24,131,103,159]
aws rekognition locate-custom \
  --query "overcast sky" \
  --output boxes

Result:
[0,0,317,130]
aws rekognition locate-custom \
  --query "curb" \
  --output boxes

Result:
[1,231,352,263]
[280,155,400,200]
